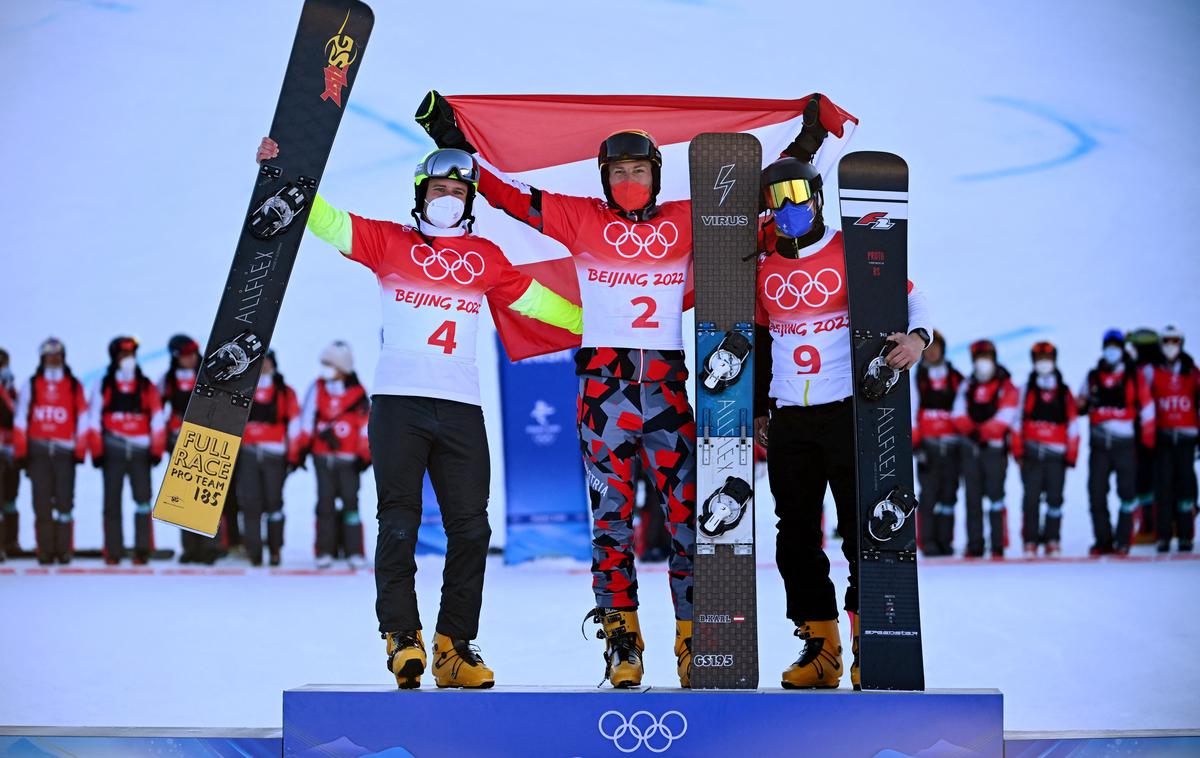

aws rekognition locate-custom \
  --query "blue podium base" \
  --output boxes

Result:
[283,685,1003,757]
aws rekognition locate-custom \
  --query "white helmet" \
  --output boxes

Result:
[319,341,354,374]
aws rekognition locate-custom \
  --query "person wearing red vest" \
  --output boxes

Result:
[12,338,88,564]
[237,351,301,567]
[1149,325,1197,553]
[298,342,370,569]
[0,347,20,560]
[913,331,963,556]
[87,336,166,564]
[160,334,223,565]
[1078,329,1155,555]
[952,340,1020,558]
[1012,342,1079,557]
[1127,328,1163,543]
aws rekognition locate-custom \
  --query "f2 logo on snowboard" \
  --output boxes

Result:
[854,211,895,230]
[321,10,360,107]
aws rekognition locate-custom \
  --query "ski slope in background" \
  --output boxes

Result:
[1,0,1198,733]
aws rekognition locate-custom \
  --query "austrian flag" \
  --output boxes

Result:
[443,94,858,360]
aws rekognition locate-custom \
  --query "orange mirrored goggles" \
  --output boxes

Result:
[763,178,816,210]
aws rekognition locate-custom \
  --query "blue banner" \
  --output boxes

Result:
[497,339,590,564]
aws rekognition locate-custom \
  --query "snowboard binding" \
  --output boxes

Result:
[204,330,266,383]
[861,340,902,401]
[248,178,314,240]
[866,485,918,545]
[700,329,752,393]
[699,476,753,537]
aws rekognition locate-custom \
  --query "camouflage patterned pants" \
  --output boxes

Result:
[577,374,697,620]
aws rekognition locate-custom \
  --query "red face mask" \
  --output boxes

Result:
[611,181,651,212]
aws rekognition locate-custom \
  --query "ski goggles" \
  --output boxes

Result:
[599,130,661,168]
[415,148,479,187]
[763,178,817,210]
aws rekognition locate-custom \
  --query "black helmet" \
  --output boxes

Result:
[108,335,139,362]
[760,157,823,211]
[168,334,199,359]
[598,130,662,216]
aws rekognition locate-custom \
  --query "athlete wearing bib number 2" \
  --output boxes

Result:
[257,138,582,690]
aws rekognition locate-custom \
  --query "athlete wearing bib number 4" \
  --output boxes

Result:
[256,138,582,689]
[754,158,931,690]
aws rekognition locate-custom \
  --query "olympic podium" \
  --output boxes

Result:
[283,685,1003,757]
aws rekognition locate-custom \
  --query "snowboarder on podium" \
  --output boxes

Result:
[754,157,932,689]
[258,136,582,688]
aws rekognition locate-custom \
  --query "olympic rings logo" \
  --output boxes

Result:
[603,221,679,259]
[763,267,842,309]
[410,244,486,285]
[598,710,688,754]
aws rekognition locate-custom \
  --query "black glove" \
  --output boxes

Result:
[781,94,829,163]
[415,90,476,153]
[356,457,371,473]
[150,454,163,467]
[92,455,105,470]
[915,447,929,471]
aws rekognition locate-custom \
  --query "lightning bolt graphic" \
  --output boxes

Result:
[714,163,736,206]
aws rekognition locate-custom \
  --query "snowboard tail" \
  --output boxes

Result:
[689,133,762,689]
[153,0,373,536]
[840,150,925,691]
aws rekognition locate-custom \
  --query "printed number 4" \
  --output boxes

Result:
[794,345,821,375]
[631,296,659,329]
[428,320,458,354]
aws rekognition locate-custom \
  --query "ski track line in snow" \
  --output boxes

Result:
[958,96,1101,182]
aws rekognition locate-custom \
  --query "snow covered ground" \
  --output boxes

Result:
[1,551,1197,732]
[2,0,1199,738]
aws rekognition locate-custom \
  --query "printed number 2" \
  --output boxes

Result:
[428,320,458,354]
[631,297,659,329]
[794,345,822,375]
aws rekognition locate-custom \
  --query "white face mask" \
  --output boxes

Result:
[118,356,137,374]
[423,195,465,228]
[319,365,338,381]
[974,358,995,381]
[1103,346,1124,365]
[974,355,993,379]
[1163,343,1181,361]
[1034,359,1055,376]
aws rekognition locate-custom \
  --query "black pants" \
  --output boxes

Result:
[27,441,77,561]
[314,455,363,558]
[918,438,960,552]
[1155,431,1198,545]
[102,435,153,560]
[371,395,491,639]
[961,442,1008,555]
[236,446,288,560]
[1087,430,1137,549]
[168,431,222,562]
[1020,445,1066,545]
[1135,437,1157,535]
[1,452,19,552]
[768,399,858,622]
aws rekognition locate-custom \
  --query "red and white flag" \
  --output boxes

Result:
[445,94,858,360]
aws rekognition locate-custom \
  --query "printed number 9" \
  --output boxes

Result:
[794,345,822,375]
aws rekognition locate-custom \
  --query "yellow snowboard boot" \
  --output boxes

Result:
[675,620,692,688]
[384,630,426,689]
[781,619,843,689]
[850,612,861,690]
[585,608,645,688]
[431,633,495,689]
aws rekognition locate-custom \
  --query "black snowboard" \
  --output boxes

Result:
[153,0,372,537]
[689,132,762,689]
[840,150,924,691]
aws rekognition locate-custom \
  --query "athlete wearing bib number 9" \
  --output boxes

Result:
[754,157,932,690]
[255,137,582,690]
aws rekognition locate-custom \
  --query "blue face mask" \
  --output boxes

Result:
[774,201,815,239]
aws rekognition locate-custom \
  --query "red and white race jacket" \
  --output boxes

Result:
[1147,353,1198,436]
[952,368,1020,445]
[298,378,370,462]
[160,368,197,437]
[1012,372,1080,464]
[347,215,535,405]
[86,369,166,457]
[13,368,89,459]
[243,373,302,459]
[756,226,930,407]
[1078,361,1154,445]
[478,159,692,351]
